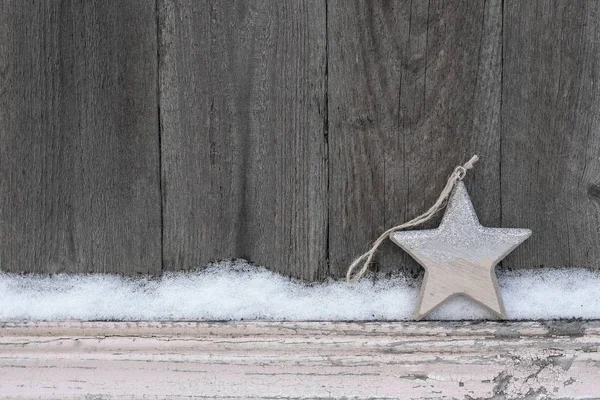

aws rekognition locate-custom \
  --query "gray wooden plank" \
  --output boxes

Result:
[159,0,328,280]
[0,1,161,274]
[502,0,600,270]
[328,0,503,278]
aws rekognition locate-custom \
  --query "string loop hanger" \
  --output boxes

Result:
[345,155,480,283]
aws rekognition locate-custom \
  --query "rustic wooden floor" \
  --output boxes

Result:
[1,321,599,399]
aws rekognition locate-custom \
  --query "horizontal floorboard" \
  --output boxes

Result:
[1,321,599,399]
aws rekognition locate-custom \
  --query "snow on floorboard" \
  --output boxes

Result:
[2,260,599,321]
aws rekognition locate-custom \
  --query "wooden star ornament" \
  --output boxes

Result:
[390,182,531,320]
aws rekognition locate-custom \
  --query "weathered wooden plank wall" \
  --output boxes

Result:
[502,0,600,269]
[0,0,599,280]
[158,0,328,279]
[328,0,503,277]
[0,0,162,275]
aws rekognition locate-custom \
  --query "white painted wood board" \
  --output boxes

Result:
[1,321,599,399]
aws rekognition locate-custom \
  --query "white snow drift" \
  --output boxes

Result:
[1,260,599,321]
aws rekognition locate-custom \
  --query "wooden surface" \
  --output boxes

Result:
[327,0,503,278]
[502,0,600,270]
[2,320,600,399]
[0,1,599,279]
[0,1,161,274]
[158,0,328,279]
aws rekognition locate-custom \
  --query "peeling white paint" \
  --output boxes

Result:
[1,321,599,399]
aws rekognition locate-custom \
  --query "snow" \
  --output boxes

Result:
[1,260,599,321]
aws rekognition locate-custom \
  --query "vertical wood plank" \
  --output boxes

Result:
[0,1,161,274]
[502,0,600,269]
[328,1,503,277]
[159,1,328,280]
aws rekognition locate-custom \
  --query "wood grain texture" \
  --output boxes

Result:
[0,1,161,274]
[1,1,599,278]
[328,0,503,278]
[502,0,600,270]
[158,0,328,280]
[1,321,599,399]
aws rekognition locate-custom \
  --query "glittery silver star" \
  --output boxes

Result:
[390,182,531,320]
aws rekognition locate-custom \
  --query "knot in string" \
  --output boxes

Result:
[345,154,480,283]
[454,166,467,180]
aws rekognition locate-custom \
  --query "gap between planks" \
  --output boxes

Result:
[1,321,599,399]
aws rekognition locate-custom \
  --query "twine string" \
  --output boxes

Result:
[345,155,480,283]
